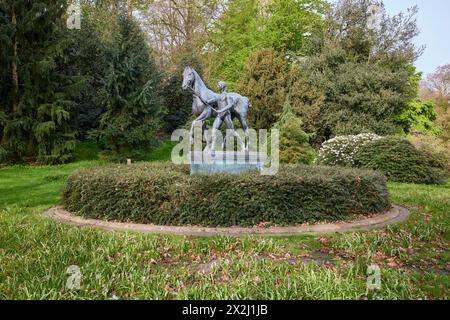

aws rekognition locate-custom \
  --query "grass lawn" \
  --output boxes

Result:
[0,158,448,299]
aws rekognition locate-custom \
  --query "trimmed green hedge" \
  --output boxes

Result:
[354,137,446,185]
[63,163,391,227]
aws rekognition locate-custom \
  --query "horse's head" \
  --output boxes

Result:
[182,66,195,91]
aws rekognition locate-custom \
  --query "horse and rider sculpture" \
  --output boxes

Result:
[181,66,251,154]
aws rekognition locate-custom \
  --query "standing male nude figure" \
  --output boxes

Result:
[210,81,245,154]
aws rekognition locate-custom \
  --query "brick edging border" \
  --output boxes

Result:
[43,205,410,237]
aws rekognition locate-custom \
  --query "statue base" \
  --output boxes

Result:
[189,151,267,175]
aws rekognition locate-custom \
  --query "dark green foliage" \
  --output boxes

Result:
[72,141,99,162]
[288,64,324,135]
[0,0,78,164]
[238,49,289,130]
[274,104,316,164]
[409,135,450,175]
[289,0,424,144]
[354,137,446,184]
[161,53,203,133]
[64,163,391,227]
[91,15,162,161]
[296,49,419,143]
[65,12,109,140]
[318,60,417,137]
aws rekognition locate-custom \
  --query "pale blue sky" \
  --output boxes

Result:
[383,0,450,76]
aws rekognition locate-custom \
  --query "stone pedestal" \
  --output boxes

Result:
[189,151,267,175]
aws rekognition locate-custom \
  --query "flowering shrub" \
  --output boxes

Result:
[316,133,382,167]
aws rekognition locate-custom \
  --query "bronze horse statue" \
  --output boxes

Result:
[181,66,251,152]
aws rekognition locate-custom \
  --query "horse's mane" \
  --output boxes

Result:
[192,69,208,92]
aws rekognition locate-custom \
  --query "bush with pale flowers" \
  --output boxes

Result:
[316,133,382,167]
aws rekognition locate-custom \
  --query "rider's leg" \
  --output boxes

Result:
[238,116,250,151]
[211,116,224,154]
[225,114,245,151]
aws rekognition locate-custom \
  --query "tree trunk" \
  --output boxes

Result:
[185,0,194,50]
[12,8,18,113]
[127,0,133,17]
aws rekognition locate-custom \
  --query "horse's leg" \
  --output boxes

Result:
[222,132,227,151]
[190,108,211,145]
[238,115,250,152]
[202,122,210,151]
[225,114,245,151]
[199,109,212,151]
[189,117,198,145]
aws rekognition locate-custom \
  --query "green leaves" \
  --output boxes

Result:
[318,135,447,184]
[274,103,316,164]
[206,0,328,89]
[64,163,390,227]
[395,99,439,135]
[34,121,56,142]
[95,15,162,161]
[0,0,77,164]
[354,137,447,184]
[317,133,382,167]
[239,49,289,130]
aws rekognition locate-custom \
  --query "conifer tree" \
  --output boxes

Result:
[238,49,289,130]
[64,5,112,140]
[92,14,162,160]
[161,52,203,133]
[0,0,78,164]
[274,103,316,164]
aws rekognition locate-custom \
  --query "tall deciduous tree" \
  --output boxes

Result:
[0,0,79,164]
[140,0,223,69]
[206,0,328,89]
[290,0,424,143]
[423,65,450,97]
[206,0,259,90]
[421,65,450,142]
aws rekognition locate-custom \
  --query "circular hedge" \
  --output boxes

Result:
[63,163,391,227]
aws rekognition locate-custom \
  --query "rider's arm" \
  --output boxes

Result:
[207,97,217,105]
